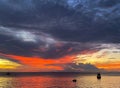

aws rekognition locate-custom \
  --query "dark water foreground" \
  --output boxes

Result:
[0,72,120,88]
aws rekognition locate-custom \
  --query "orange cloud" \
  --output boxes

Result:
[74,48,120,72]
[96,62,120,71]
[1,53,75,72]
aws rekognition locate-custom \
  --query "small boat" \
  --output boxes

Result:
[97,73,101,79]
[72,79,77,82]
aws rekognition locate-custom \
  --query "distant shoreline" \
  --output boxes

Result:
[0,72,120,77]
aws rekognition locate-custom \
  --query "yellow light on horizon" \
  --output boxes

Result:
[74,48,120,71]
[0,58,21,69]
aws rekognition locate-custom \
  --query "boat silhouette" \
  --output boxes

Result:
[72,79,77,82]
[97,73,101,79]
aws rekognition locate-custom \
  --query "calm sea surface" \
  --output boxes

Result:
[0,73,120,88]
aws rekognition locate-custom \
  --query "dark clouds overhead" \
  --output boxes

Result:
[0,0,120,58]
[0,26,99,58]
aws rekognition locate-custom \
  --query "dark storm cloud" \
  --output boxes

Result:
[0,0,120,58]
[0,26,99,58]
[0,0,120,43]
[63,63,102,72]
[37,42,99,58]
[0,26,64,58]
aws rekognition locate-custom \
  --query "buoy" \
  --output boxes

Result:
[97,73,101,79]
[72,79,77,82]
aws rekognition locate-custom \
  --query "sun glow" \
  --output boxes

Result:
[0,58,21,69]
[75,49,120,71]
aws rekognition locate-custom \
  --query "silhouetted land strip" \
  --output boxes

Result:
[0,72,120,77]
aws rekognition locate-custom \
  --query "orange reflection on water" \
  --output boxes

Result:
[12,75,74,88]
[0,76,14,88]
[0,75,120,88]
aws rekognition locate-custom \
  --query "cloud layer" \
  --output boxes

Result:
[0,0,120,57]
[0,0,120,71]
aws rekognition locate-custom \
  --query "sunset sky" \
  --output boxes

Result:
[0,0,120,72]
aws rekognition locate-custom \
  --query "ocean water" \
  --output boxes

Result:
[0,73,120,88]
